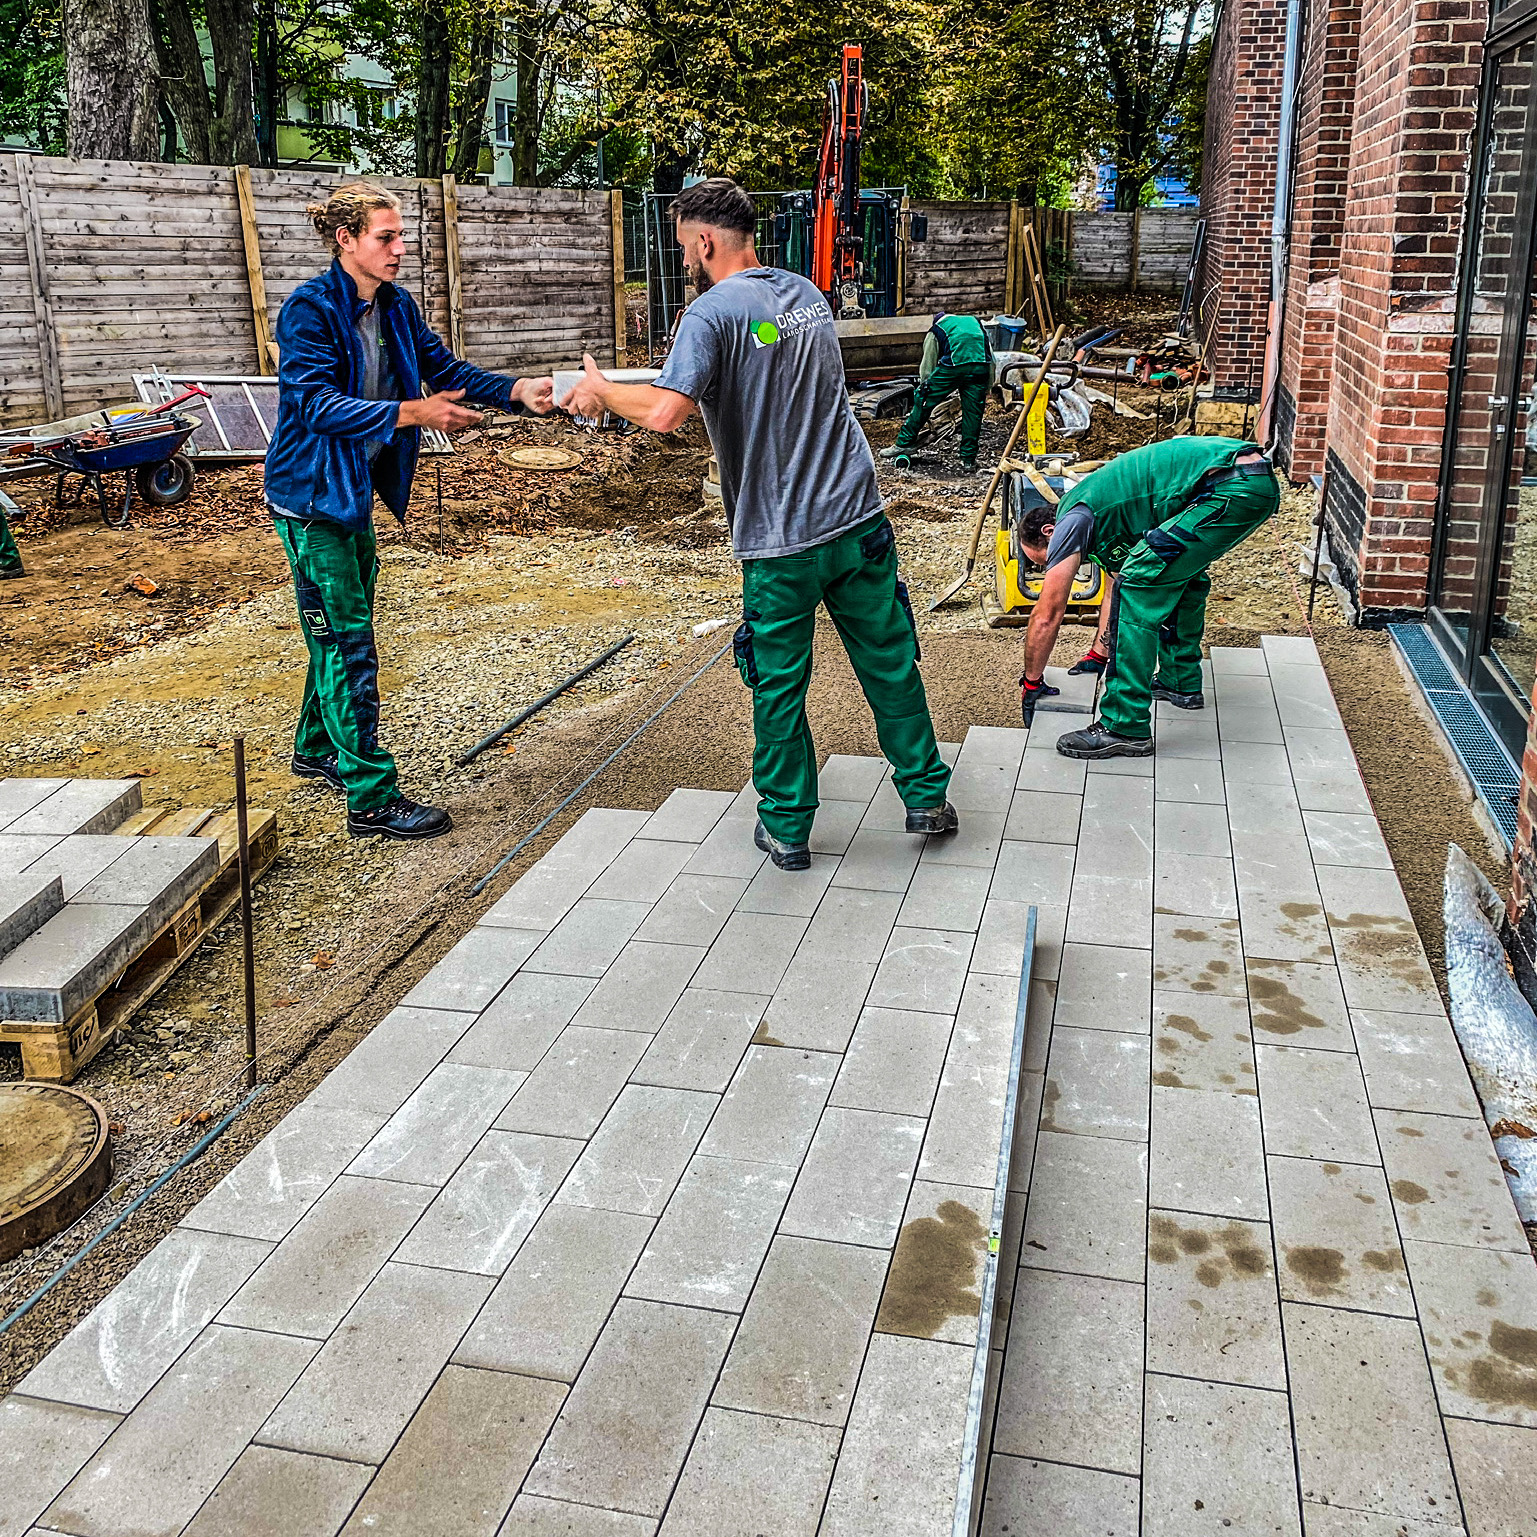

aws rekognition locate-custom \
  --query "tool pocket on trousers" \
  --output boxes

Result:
[860,518,896,562]
[293,575,336,646]
[1142,527,1189,564]
[733,614,760,689]
[896,578,922,662]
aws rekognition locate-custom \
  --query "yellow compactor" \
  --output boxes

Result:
[984,467,1109,627]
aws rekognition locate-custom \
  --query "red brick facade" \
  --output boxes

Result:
[1200,0,1486,614]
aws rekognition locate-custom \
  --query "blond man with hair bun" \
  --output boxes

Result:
[264,181,554,841]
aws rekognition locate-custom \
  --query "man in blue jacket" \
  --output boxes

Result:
[265,183,552,841]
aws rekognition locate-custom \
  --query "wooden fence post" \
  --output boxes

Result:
[233,166,276,375]
[610,188,626,367]
[14,154,63,420]
[441,173,464,356]
[1129,206,1142,294]
[1005,202,1022,316]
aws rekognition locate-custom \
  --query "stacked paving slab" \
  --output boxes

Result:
[3,639,1535,1535]
[0,780,218,1027]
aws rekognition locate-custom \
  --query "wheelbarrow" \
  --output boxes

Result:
[0,388,209,529]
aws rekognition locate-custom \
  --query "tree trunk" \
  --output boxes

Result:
[205,0,258,164]
[510,14,543,185]
[415,0,451,178]
[448,18,494,180]
[150,0,212,163]
[63,0,159,160]
[652,140,689,195]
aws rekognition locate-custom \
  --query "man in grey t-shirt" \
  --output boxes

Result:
[559,177,954,868]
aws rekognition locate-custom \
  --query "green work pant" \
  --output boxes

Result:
[274,516,399,812]
[736,514,951,845]
[896,363,991,461]
[0,505,20,570]
[1099,474,1281,740]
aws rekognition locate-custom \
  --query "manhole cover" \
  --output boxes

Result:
[0,1083,112,1264]
[500,446,583,471]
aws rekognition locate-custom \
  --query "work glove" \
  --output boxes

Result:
[1068,645,1110,676]
[1020,673,1060,727]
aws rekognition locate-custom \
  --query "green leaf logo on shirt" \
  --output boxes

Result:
[750,320,780,349]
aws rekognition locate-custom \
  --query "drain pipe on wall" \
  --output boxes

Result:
[1257,0,1305,446]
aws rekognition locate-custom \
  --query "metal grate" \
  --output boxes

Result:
[1389,624,1520,846]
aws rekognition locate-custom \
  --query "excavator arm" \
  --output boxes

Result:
[812,43,868,318]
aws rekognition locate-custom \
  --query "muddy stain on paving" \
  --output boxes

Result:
[1164,1013,1212,1042]
[876,1200,986,1338]
[1393,1179,1431,1204]
[1440,1318,1537,1413]
[1286,1246,1348,1294]
[1249,973,1328,1036]
[1149,1215,1270,1289]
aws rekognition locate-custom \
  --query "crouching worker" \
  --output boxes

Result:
[879,312,993,474]
[264,182,552,840]
[559,177,956,869]
[1015,436,1280,758]
[0,495,23,579]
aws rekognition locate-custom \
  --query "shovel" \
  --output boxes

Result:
[928,324,1068,611]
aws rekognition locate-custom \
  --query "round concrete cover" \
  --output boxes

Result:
[500,446,583,470]
[0,1083,112,1264]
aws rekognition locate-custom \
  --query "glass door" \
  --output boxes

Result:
[1432,34,1537,752]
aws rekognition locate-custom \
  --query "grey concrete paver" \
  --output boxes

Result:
[819,753,889,802]
[524,1299,735,1518]
[624,1154,794,1310]
[1004,789,1082,845]
[395,1130,584,1275]
[1303,808,1394,868]
[691,909,809,995]
[1153,990,1256,1095]
[220,1174,434,1338]
[1015,749,1087,794]
[19,1228,274,1414]
[44,1326,318,1537]
[570,941,706,1034]
[523,899,654,978]
[499,1496,658,1535]
[305,1006,475,1116]
[1019,1131,1147,1282]
[992,839,1077,907]
[1042,1026,1150,1141]
[1065,869,1153,948]
[1157,797,1232,857]
[558,1085,717,1217]
[1055,941,1151,1032]
[737,852,838,916]
[181,1102,386,1242]
[781,1105,925,1247]
[339,1366,565,1537]
[0,1396,120,1537]
[829,1005,952,1117]
[1268,1155,1412,1315]
[1149,1084,1269,1219]
[256,1262,493,1463]
[713,1234,887,1426]
[1141,1375,1301,1537]
[1146,1210,1284,1388]
[183,1446,374,1537]
[994,1268,1144,1473]
[6,778,139,836]
[819,1333,972,1537]
[897,861,991,932]
[633,874,748,948]
[1403,1239,1537,1427]
[586,838,696,903]
[1284,1302,1460,1524]
[1315,861,1442,1012]
[867,925,973,1014]
[807,798,867,854]
[0,775,70,829]
[682,813,768,879]
[1155,850,1239,920]
[349,1063,524,1187]
[496,1027,651,1138]
[448,973,596,1072]
[922,805,1008,867]
[981,1456,1139,1537]
[1246,957,1353,1050]
[1445,1418,1537,1536]
[1255,1044,1378,1164]
[658,1407,839,1537]
[454,1203,654,1381]
[1153,913,1247,996]
[633,988,768,1092]
[1156,756,1227,804]
[698,1044,838,1166]
[876,1179,990,1344]
[829,828,925,892]
[403,926,544,1013]
[641,787,737,844]
[1375,1109,1532,1252]
[973,898,1065,982]
[1351,1008,1483,1117]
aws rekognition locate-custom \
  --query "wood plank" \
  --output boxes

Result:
[234,165,276,374]
[442,173,464,357]
[14,153,62,420]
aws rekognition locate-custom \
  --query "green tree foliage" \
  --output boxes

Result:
[0,0,67,152]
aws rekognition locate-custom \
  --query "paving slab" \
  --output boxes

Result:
[448,973,596,1072]
[641,788,737,844]
[557,1084,717,1217]
[632,988,768,1092]
[4,778,141,836]
[0,899,155,1023]
[0,775,71,830]
[69,834,219,929]
[0,1396,120,1537]
[0,870,64,959]
[403,925,545,1013]
[185,1445,374,1537]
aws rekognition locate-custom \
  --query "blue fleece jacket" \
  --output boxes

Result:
[264,260,522,530]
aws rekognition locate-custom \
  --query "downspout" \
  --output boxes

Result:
[1257,0,1304,445]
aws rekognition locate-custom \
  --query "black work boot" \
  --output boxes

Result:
[1152,680,1205,710]
[348,795,453,841]
[291,752,345,793]
[754,820,811,871]
[1056,721,1154,760]
[0,561,24,580]
[905,801,960,835]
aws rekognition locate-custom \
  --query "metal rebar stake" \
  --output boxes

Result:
[233,737,258,1090]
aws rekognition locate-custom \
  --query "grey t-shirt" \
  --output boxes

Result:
[358,301,401,463]
[655,267,883,560]
[1043,504,1094,570]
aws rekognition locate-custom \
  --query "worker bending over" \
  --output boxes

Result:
[264,183,552,840]
[561,178,955,869]
[879,313,993,474]
[0,496,22,580]
[1016,436,1279,759]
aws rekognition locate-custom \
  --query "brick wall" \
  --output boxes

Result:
[1275,0,1362,480]
[1197,0,1287,389]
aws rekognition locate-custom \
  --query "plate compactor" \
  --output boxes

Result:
[984,466,1109,628]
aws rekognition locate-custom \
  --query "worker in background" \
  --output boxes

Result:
[557,177,956,869]
[265,182,553,841]
[0,496,23,580]
[879,313,993,474]
[1015,436,1279,758]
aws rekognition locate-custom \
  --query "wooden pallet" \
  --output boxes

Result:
[1,807,279,1082]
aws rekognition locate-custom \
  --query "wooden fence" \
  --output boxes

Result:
[0,155,625,429]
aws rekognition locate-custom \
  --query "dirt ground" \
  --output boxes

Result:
[0,291,1514,1385]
